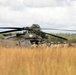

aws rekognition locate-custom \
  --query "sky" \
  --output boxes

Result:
[0,0,76,33]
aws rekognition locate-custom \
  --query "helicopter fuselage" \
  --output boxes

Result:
[15,33,42,44]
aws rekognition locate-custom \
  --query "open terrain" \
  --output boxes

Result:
[0,47,76,75]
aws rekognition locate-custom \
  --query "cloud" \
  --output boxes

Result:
[0,0,76,33]
[23,0,71,7]
[0,0,71,8]
[0,0,25,11]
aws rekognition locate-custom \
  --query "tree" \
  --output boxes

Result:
[31,24,41,31]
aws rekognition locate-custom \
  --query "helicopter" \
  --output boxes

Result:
[0,24,69,47]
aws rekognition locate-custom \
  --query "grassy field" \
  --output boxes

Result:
[0,47,76,75]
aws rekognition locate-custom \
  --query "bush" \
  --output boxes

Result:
[0,34,5,39]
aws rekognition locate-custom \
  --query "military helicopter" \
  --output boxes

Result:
[0,24,68,47]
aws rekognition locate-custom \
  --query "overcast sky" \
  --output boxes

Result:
[0,0,76,33]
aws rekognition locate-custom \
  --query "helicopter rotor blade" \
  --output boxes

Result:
[41,31,68,40]
[0,27,76,32]
[0,27,33,30]
[0,29,21,34]
[41,28,76,32]
[0,27,22,30]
